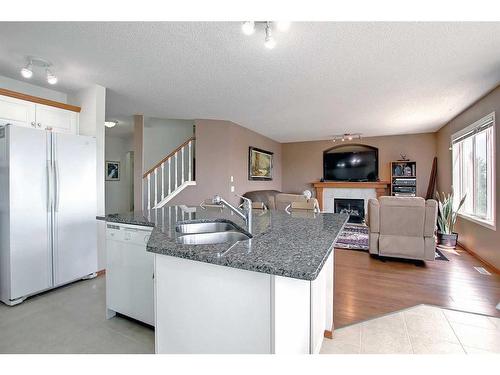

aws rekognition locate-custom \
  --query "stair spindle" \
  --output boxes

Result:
[147,174,151,210]
[181,146,185,184]
[188,140,192,181]
[175,153,178,189]
[161,163,165,200]
[154,169,158,206]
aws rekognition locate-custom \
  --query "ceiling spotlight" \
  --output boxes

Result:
[105,121,118,128]
[264,23,276,49]
[46,69,58,85]
[21,61,33,79]
[276,21,291,32]
[242,21,255,35]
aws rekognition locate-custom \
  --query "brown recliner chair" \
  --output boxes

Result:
[367,196,438,261]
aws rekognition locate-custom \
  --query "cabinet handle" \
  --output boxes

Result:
[31,121,36,127]
[37,123,42,128]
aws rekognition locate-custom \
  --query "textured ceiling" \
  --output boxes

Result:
[0,22,499,142]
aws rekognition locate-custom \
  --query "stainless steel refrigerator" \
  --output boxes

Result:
[0,124,97,306]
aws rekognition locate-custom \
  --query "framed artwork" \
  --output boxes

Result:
[106,161,120,181]
[248,147,273,180]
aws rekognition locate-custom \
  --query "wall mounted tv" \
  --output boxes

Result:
[323,144,379,182]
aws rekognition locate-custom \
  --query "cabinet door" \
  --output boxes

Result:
[35,104,78,134]
[0,95,36,128]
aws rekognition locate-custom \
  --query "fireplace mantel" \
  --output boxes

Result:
[312,181,390,211]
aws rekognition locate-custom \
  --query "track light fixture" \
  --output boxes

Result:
[331,133,362,143]
[20,56,58,85]
[46,69,57,85]
[264,23,276,49]
[241,21,255,35]
[241,21,290,49]
[21,61,33,78]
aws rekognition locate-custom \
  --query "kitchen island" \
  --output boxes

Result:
[106,205,347,354]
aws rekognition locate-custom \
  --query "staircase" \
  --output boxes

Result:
[143,136,196,210]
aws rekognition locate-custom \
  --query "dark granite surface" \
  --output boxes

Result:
[105,206,348,281]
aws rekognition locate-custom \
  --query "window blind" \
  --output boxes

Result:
[452,113,494,145]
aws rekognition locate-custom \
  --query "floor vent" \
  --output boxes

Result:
[474,266,491,275]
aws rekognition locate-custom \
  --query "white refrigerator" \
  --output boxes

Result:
[0,124,97,306]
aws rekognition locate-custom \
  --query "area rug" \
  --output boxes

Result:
[335,223,370,251]
[336,223,449,261]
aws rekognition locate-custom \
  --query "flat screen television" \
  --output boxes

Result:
[323,145,378,182]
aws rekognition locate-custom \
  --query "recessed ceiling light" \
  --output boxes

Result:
[241,21,255,35]
[276,21,291,32]
[105,121,118,128]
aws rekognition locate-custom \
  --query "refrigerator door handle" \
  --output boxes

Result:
[46,160,53,212]
[54,161,60,212]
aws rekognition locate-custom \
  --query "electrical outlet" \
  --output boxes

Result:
[230,185,235,192]
[230,175,234,182]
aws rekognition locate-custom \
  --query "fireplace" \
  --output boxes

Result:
[334,198,365,224]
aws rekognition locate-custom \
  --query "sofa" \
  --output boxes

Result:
[367,196,438,261]
[242,190,308,210]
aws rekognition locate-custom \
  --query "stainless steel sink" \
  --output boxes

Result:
[176,221,237,234]
[176,230,251,245]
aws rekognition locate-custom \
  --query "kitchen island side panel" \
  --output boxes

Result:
[155,254,272,354]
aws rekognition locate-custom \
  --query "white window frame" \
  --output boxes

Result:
[451,112,496,230]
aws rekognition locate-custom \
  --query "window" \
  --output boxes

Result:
[451,112,496,229]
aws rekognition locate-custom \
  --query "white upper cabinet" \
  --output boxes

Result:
[0,93,79,134]
[35,104,78,134]
[0,94,36,127]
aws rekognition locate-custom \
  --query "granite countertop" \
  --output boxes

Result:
[105,206,348,281]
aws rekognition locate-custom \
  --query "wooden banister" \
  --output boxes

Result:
[143,136,195,178]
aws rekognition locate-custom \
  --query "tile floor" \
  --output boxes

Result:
[321,304,500,354]
[1,276,499,354]
[0,276,154,354]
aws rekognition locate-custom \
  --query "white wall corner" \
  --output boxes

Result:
[68,84,106,271]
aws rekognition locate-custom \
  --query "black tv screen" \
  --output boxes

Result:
[323,147,378,182]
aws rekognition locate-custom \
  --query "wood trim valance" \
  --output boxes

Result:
[0,88,81,113]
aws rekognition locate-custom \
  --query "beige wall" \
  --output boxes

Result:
[436,85,500,268]
[282,133,437,197]
[173,119,282,206]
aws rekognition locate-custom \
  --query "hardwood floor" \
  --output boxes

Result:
[333,246,500,329]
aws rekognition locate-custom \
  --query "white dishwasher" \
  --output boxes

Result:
[105,222,154,326]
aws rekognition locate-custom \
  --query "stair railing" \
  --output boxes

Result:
[143,136,195,210]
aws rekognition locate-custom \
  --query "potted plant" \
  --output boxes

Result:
[435,191,466,248]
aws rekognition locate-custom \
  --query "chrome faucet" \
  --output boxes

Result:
[212,194,253,234]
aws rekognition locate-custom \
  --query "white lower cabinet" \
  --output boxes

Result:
[154,251,334,354]
[105,223,154,326]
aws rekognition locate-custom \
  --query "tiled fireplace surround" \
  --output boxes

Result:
[312,181,391,216]
[323,188,377,216]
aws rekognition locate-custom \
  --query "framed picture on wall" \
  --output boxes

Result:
[248,147,273,180]
[106,161,120,181]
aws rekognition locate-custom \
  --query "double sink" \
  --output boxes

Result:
[175,221,252,245]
